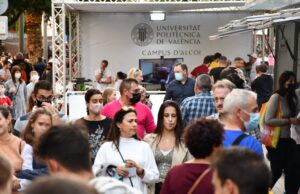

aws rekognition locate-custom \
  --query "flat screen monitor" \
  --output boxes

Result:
[139,58,183,85]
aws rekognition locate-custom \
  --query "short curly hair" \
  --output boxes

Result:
[184,118,224,159]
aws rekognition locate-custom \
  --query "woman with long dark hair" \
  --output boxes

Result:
[92,106,159,194]
[265,71,300,193]
[144,100,191,194]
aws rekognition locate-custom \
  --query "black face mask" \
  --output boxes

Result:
[36,99,52,107]
[130,93,141,104]
[287,83,297,93]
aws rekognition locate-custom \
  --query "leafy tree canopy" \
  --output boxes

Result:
[5,0,51,26]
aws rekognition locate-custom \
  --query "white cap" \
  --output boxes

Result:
[247,53,257,59]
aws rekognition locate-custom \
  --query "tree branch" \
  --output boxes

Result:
[8,11,23,27]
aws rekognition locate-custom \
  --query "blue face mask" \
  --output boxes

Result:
[243,112,260,132]
[175,73,183,81]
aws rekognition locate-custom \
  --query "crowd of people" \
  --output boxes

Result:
[0,50,299,194]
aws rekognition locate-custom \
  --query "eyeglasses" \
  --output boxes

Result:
[36,96,54,102]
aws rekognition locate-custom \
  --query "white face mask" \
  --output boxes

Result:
[0,88,5,95]
[89,103,103,115]
[31,75,39,82]
[15,73,21,79]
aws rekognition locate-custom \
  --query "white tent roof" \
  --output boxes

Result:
[55,0,246,13]
[245,0,300,11]
[209,7,300,40]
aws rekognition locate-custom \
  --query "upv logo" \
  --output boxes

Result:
[131,23,154,46]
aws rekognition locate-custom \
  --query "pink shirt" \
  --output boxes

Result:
[101,100,156,139]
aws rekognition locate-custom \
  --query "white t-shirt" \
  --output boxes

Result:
[250,60,260,82]
[26,83,35,101]
[114,80,122,91]
[94,69,113,92]
[19,144,33,191]
[291,112,300,144]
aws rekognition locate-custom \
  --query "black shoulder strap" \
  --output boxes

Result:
[114,143,134,187]
[232,133,248,146]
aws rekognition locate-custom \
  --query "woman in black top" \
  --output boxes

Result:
[75,89,112,163]
[251,64,273,110]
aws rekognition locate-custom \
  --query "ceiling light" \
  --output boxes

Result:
[150,12,165,21]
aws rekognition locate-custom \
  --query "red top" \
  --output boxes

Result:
[191,64,209,78]
[0,96,12,107]
[160,163,214,194]
[101,100,156,139]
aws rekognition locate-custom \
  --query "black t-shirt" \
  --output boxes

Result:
[210,67,225,82]
[251,74,273,100]
[76,117,112,162]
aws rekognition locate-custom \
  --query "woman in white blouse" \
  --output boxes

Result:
[93,106,159,194]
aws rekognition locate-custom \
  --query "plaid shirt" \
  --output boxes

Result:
[180,91,216,126]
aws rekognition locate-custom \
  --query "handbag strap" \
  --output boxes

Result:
[277,96,283,118]
[114,143,134,187]
[15,82,21,95]
[187,168,211,194]
[10,82,21,101]
[260,94,283,125]
[232,133,248,146]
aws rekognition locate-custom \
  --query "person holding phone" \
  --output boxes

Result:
[93,106,159,194]
[95,60,113,92]
[13,80,67,136]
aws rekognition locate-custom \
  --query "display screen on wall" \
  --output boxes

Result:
[139,58,183,85]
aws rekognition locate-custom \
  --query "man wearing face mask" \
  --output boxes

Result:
[221,89,263,156]
[164,63,195,105]
[13,80,67,136]
[101,78,156,139]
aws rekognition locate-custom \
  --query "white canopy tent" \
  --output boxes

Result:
[51,0,247,113]
[209,8,300,40]
[52,0,300,113]
[209,5,300,88]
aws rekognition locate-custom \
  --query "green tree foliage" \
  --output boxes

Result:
[5,0,51,27]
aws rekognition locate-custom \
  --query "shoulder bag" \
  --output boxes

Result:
[259,96,283,148]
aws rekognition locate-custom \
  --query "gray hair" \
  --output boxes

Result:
[223,89,257,114]
[213,79,236,92]
[196,74,212,91]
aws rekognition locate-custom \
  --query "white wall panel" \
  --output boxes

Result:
[80,12,252,80]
